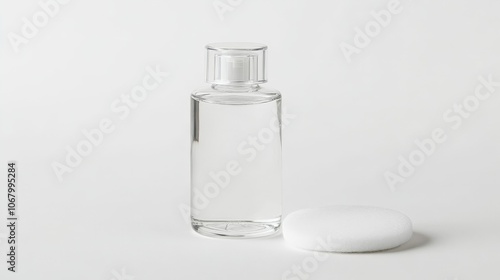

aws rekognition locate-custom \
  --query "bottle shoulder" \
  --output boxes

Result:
[191,85,281,105]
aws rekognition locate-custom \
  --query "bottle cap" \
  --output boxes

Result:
[206,42,267,85]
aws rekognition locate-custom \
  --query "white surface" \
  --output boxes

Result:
[283,206,413,252]
[1,0,500,279]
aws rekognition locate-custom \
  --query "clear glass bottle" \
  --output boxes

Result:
[191,42,282,238]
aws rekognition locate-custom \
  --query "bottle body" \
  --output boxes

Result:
[190,84,282,238]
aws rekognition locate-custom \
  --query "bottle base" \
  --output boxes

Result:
[191,217,281,238]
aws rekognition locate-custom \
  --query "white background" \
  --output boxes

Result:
[1,0,500,279]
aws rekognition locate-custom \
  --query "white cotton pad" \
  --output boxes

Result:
[282,205,413,252]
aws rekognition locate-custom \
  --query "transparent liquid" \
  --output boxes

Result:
[191,86,282,238]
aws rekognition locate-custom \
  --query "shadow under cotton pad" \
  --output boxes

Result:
[282,205,413,253]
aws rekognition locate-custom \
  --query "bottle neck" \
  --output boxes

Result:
[211,83,261,92]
